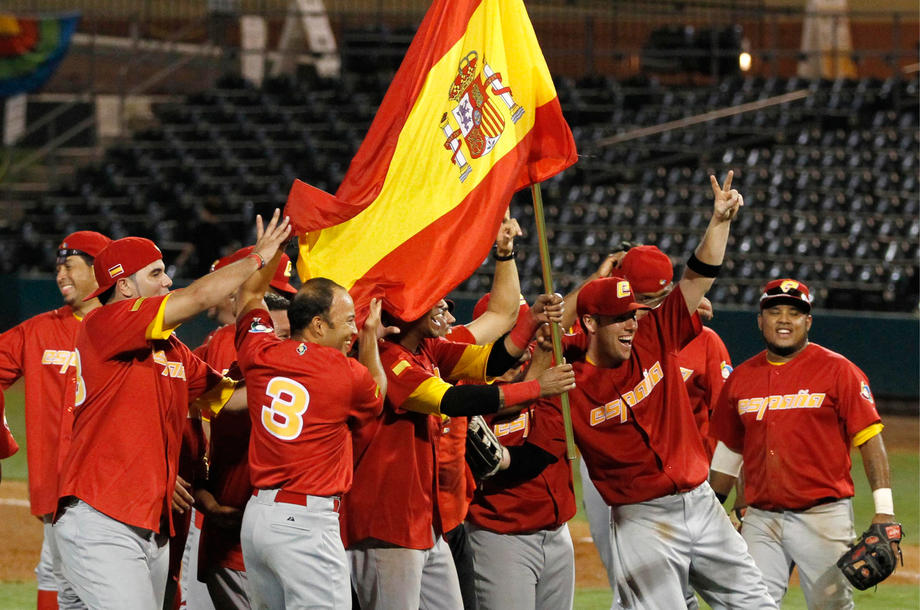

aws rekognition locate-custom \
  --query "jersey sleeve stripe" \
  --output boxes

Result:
[851,422,884,447]
[193,376,238,420]
[402,376,452,415]
[445,343,492,383]
[145,294,179,340]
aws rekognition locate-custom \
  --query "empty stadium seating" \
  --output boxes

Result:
[9,70,919,312]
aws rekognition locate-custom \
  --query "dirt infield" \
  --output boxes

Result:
[1,415,917,587]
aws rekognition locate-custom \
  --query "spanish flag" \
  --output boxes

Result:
[284,0,576,321]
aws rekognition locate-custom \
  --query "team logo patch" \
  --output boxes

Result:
[296,343,307,355]
[283,260,293,278]
[720,361,733,379]
[107,264,124,278]
[392,360,411,376]
[248,317,272,334]
[679,366,693,382]
[780,280,800,293]
[859,380,874,404]
[440,50,524,182]
[616,280,631,298]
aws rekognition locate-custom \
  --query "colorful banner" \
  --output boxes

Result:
[0,13,80,98]
[284,0,576,322]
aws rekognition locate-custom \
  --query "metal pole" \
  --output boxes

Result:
[530,182,577,461]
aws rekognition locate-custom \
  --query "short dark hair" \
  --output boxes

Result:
[288,277,344,333]
[264,292,290,312]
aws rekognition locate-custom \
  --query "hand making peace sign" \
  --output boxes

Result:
[710,170,744,222]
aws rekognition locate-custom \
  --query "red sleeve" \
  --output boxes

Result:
[445,325,476,345]
[379,343,436,411]
[834,361,881,439]
[234,309,278,370]
[709,373,745,452]
[642,285,701,354]
[82,296,171,360]
[0,394,19,459]
[703,329,732,411]
[0,323,25,389]
[347,358,384,428]
[525,399,566,458]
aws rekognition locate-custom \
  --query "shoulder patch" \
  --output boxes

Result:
[392,360,411,376]
[679,366,693,382]
[859,380,874,404]
[296,343,307,355]
[248,317,272,334]
[720,361,733,379]
[130,298,145,312]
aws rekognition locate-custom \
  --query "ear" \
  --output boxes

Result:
[309,315,325,336]
[805,314,813,332]
[582,314,597,334]
[116,277,134,298]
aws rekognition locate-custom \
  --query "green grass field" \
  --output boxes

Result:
[1,385,917,609]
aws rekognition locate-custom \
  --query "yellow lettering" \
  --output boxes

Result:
[42,350,55,365]
[807,393,825,408]
[590,407,605,427]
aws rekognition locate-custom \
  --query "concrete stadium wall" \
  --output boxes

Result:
[2,277,916,402]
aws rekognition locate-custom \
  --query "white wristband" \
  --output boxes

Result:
[872,488,894,515]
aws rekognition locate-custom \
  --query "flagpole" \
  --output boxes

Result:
[530,182,577,461]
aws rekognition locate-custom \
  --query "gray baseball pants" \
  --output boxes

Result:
[608,481,777,610]
[467,523,575,610]
[240,489,348,610]
[349,532,463,610]
[54,499,169,610]
[742,499,855,609]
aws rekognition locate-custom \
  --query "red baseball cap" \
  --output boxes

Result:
[577,276,651,320]
[759,278,812,312]
[211,247,297,296]
[85,237,163,301]
[619,245,673,294]
[472,292,530,320]
[57,231,111,262]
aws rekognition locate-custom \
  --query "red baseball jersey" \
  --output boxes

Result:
[195,323,250,572]
[235,308,383,497]
[342,337,492,549]
[677,326,733,459]
[567,286,708,506]
[467,399,575,533]
[0,306,84,515]
[0,394,19,459]
[58,295,225,534]
[710,343,882,511]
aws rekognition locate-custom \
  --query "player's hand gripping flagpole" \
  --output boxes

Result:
[531,183,577,460]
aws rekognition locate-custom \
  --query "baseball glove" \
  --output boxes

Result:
[837,522,904,590]
[465,416,504,480]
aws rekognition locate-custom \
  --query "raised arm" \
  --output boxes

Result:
[357,298,398,397]
[678,171,743,315]
[163,210,291,328]
[465,211,523,344]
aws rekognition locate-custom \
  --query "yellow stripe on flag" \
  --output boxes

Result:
[303,0,557,289]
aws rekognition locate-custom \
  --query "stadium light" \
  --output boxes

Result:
[739,52,752,72]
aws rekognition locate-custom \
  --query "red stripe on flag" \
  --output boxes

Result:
[347,99,575,322]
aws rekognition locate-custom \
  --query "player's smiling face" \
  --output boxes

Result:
[322,288,358,354]
[56,255,97,306]
[586,312,639,366]
[758,303,811,361]
[423,300,450,338]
